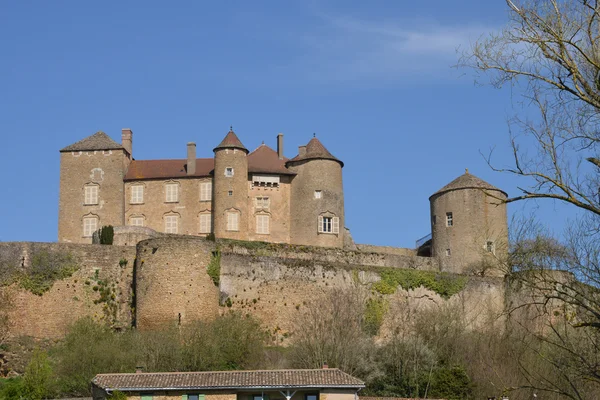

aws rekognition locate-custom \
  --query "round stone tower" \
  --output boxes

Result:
[430,170,508,275]
[213,128,249,240]
[286,135,345,248]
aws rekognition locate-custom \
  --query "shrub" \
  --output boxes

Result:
[99,225,114,245]
[373,269,467,299]
[207,250,221,286]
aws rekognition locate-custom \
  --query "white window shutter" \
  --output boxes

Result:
[318,216,323,233]
[333,217,340,234]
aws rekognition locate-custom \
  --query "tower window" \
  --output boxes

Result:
[486,241,495,254]
[225,167,234,177]
[228,190,233,196]
[446,212,453,227]
[314,190,322,199]
[446,248,451,256]
[227,211,239,231]
[82,216,98,237]
[84,184,99,205]
[432,215,436,225]
[318,215,339,234]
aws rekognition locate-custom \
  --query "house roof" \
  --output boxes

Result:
[248,144,295,176]
[60,131,124,152]
[287,137,343,167]
[214,128,248,153]
[92,369,365,392]
[430,170,507,199]
[124,158,214,181]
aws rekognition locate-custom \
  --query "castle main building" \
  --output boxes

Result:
[59,128,346,248]
[58,128,508,273]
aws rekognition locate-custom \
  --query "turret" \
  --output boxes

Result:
[429,169,508,275]
[286,135,345,248]
[212,127,249,240]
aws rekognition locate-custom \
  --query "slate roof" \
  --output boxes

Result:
[248,144,295,176]
[60,131,123,152]
[288,137,343,167]
[124,158,214,181]
[214,129,248,153]
[430,171,507,199]
[93,369,365,392]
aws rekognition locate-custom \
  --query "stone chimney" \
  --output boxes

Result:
[322,362,328,369]
[298,145,306,157]
[187,142,196,175]
[121,128,133,156]
[277,133,284,159]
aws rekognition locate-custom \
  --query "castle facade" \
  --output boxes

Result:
[58,127,508,273]
[59,128,346,248]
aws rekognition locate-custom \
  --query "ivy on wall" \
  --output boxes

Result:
[372,269,467,299]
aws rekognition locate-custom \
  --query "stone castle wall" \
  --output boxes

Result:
[0,237,506,340]
[0,242,135,338]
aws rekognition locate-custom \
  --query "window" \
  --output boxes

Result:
[228,190,233,196]
[225,167,234,177]
[256,214,270,234]
[446,212,453,227]
[255,196,270,209]
[130,185,144,204]
[130,216,144,227]
[164,215,178,233]
[446,248,451,256]
[486,241,495,254]
[84,184,98,205]
[305,394,319,400]
[141,395,153,400]
[314,190,322,199]
[200,181,212,201]
[227,211,239,231]
[83,216,98,237]
[189,395,206,400]
[252,175,280,188]
[318,215,339,234]
[199,213,212,234]
[432,215,436,225]
[165,183,179,203]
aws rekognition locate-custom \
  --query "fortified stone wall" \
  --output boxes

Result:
[0,242,135,338]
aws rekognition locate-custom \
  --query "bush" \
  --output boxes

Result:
[373,269,467,299]
[206,250,221,286]
[99,225,114,245]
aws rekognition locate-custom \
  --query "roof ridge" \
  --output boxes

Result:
[96,368,342,376]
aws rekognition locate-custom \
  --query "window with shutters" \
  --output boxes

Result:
[130,185,144,204]
[199,213,212,234]
[84,184,98,205]
[164,214,178,233]
[82,215,98,237]
[200,181,212,201]
[129,216,144,227]
[256,214,270,234]
[255,196,270,209]
[227,211,239,231]
[318,215,339,234]
[165,182,179,203]
[188,395,206,400]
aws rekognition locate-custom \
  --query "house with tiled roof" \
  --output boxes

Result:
[90,368,365,400]
[58,128,347,248]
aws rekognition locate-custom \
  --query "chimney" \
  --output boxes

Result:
[121,128,133,156]
[187,142,196,175]
[277,133,284,159]
[298,146,306,157]
[135,366,144,374]
[322,362,328,369]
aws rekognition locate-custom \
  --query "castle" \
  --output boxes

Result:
[58,127,508,274]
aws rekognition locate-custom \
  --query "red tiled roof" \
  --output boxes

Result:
[430,170,507,199]
[60,131,123,152]
[214,129,248,153]
[288,137,343,167]
[93,369,365,392]
[124,158,214,181]
[248,144,295,176]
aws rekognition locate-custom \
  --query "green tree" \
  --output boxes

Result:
[23,349,56,400]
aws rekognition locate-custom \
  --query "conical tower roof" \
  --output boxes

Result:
[213,127,248,153]
[430,170,507,199]
[287,136,343,167]
[60,131,123,152]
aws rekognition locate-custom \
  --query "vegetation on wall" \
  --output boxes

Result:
[207,250,221,286]
[89,269,118,324]
[372,268,467,299]
[99,225,114,245]
[18,249,78,296]
[363,296,388,336]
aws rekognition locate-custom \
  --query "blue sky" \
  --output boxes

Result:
[0,1,576,247]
